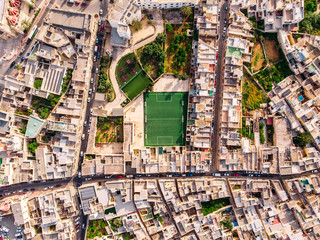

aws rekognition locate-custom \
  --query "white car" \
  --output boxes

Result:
[80,151,84,157]
[98,19,101,26]
[87,97,91,103]
[99,9,103,15]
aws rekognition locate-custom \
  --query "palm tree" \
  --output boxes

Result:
[181,6,192,16]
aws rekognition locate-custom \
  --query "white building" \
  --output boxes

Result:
[108,0,141,47]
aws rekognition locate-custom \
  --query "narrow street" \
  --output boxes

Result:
[211,0,230,171]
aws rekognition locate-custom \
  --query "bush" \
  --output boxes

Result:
[166,24,173,32]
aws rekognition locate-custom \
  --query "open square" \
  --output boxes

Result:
[144,92,188,146]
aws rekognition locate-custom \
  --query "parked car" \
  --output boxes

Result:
[80,151,84,157]
[19,48,25,55]
[98,19,101,26]
[99,9,103,15]
[9,61,16,68]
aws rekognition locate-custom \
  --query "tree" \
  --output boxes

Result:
[28,140,39,155]
[166,24,173,32]
[305,0,316,13]
[131,19,142,31]
[181,6,192,16]
[155,33,166,44]
[111,218,123,229]
[146,82,154,92]
[293,132,313,148]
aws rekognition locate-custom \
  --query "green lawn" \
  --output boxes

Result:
[201,197,231,216]
[144,92,188,146]
[116,53,141,87]
[121,71,152,100]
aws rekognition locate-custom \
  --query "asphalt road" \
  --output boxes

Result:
[3,0,55,76]
[211,0,230,172]
[77,1,108,238]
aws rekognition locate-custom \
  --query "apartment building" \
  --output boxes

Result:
[231,0,304,32]
[186,0,218,153]
[136,0,196,9]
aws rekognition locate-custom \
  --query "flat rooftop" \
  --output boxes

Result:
[49,9,90,32]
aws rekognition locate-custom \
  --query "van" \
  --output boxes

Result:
[94,46,98,52]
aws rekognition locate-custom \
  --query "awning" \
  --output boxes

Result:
[7,16,17,25]
[8,7,18,16]
[9,0,20,7]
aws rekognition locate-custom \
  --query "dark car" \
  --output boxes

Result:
[9,61,16,68]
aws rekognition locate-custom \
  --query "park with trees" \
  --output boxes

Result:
[138,33,166,79]
[86,219,108,239]
[98,56,115,102]
[95,117,123,143]
[299,0,320,34]
[165,22,193,75]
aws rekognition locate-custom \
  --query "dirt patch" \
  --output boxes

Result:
[131,17,155,45]
[252,42,265,71]
[264,39,279,62]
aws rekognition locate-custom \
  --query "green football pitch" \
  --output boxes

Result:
[144,92,188,146]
